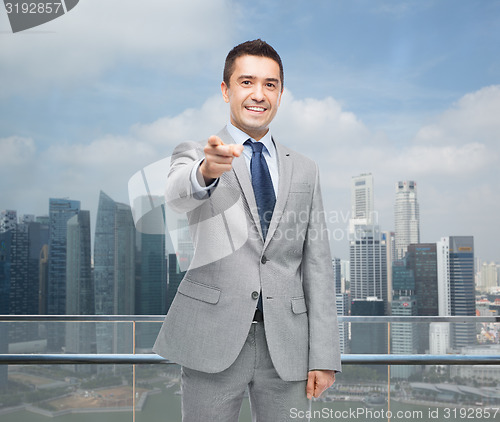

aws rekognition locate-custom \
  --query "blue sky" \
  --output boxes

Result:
[1,0,499,262]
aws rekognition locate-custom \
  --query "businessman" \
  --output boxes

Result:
[153,39,341,421]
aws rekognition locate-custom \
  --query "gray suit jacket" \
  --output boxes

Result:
[153,127,341,381]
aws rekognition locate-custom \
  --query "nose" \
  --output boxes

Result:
[251,83,265,102]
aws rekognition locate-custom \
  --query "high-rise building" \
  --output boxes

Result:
[479,262,498,292]
[394,181,420,260]
[333,258,349,353]
[4,218,49,344]
[349,224,388,311]
[135,231,167,351]
[350,298,387,356]
[437,236,476,350]
[47,198,80,351]
[340,260,350,293]
[391,258,418,379]
[0,210,17,233]
[405,243,439,353]
[350,173,375,227]
[47,198,80,316]
[0,230,11,388]
[38,245,49,315]
[407,244,439,317]
[94,191,136,355]
[336,293,349,354]
[349,174,388,313]
[167,253,185,311]
[65,211,95,365]
[383,230,395,305]
[0,230,12,314]
[429,322,450,355]
[332,258,341,295]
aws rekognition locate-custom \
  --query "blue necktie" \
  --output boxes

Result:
[247,140,276,314]
[247,140,276,240]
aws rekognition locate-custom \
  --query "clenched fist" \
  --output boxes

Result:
[199,135,244,185]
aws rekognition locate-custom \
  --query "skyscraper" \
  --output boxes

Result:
[407,244,438,317]
[391,258,418,379]
[66,211,95,365]
[349,174,388,313]
[94,191,136,355]
[135,230,167,350]
[47,198,80,316]
[3,217,49,345]
[406,243,438,353]
[333,258,349,353]
[0,210,17,233]
[349,224,388,310]
[394,181,420,260]
[167,253,185,311]
[437,236,476,350]
[350,173,375,227]
[0,229,11,388]
[350,298,387,357]
[479,262,498,292]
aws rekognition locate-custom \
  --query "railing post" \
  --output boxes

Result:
[387,321,391,422]
[133,320,136,422]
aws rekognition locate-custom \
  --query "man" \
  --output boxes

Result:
[153,39,341,421]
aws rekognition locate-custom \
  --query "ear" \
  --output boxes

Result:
[221,81,230,103]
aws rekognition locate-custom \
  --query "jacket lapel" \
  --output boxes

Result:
[217,128,264,242]
[264,140,292,248]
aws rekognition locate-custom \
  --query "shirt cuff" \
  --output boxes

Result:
[190,159,218,199]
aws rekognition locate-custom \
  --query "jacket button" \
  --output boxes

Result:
[261,255,268,264]
[251,291,259,300]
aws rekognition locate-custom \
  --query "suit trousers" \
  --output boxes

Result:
[181,321,311,422]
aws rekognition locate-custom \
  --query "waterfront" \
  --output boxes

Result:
[2,387,497,422]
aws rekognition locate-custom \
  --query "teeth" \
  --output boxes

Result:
[246,106,265,112]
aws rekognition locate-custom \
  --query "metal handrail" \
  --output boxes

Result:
[1,315,498,322]
[1,354,499,365]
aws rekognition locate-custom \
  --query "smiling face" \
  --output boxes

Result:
[221,55,283,141]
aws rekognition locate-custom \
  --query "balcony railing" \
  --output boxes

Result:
[0,316,499,422]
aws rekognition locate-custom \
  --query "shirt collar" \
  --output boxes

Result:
[226,122,276,157]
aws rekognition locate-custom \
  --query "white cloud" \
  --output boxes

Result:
[274,91,371,150]
[0,0,235,97]
[131,95,228,145]
[0,136,36,165]
[0,85,499,260]
[414,85,500,146]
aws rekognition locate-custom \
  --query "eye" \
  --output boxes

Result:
[266,83,276,89]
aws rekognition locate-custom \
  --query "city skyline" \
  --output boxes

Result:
[1,172,497,267]
[1,1,499,262]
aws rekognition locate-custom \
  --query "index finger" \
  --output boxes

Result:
[207,136,243,157]
[207,135,223,147]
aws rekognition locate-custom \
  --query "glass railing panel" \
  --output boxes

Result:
[1,317,499,422]
[0,320,137,421]
[0,363,136,422]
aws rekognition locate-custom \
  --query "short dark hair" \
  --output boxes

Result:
[223,39,284,91]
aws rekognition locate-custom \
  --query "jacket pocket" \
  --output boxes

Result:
[291,297,308,314]
[178,279,221,304]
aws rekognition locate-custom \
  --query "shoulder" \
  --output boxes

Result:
[275,140,318,172]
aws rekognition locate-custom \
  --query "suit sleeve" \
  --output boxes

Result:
[302,164,342,373]
[165,141,217,213]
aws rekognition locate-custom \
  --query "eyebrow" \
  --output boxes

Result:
[237,75,280,84]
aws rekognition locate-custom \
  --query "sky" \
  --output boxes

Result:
[1,0,499,262]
